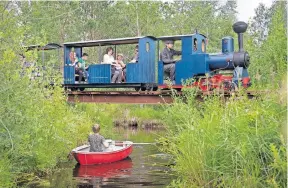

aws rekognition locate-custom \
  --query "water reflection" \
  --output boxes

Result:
[73,145,174,188]
[28,145,174,188]
[73,157,133,178]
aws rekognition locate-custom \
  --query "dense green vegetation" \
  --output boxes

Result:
[160,90,286,187]
[0,63,97,186]
[0,1,286,187]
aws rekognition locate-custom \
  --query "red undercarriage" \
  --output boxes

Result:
[158,74,250,92]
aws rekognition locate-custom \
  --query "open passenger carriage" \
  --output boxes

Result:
[63,36,158,91]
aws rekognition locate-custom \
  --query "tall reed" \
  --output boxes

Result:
[160,88,287,187]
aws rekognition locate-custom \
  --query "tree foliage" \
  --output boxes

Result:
[248,1,287,88]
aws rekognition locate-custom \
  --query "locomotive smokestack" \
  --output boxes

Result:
[232,21,248,52]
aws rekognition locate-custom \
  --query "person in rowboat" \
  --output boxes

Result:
[88,124,109,152]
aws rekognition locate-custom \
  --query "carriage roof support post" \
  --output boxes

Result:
[58,48,60,71]
[42,48,45,79]
[114,45,117,59]
[98,44,101,63]
[42,48,44,65]
[157,40,160,61]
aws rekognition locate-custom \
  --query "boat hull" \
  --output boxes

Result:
[72,142,133,165]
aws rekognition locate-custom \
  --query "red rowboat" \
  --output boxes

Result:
[72,141,133,165]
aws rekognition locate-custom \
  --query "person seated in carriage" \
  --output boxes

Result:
[74,53,89,83]
[69,48,77,65]
[19,54,40,79]
[130,45,139,63]
[102,47,123,83]
[115,53,126,82]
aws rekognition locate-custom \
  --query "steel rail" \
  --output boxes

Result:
[66,90,265,104]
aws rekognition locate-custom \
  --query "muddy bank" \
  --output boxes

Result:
[113,118,166,130]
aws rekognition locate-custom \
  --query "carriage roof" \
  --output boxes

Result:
[24,43,62,51]
[63,36,157,47]
[157,34,207,41]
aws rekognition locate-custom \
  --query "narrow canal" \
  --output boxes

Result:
[27,131,175,188]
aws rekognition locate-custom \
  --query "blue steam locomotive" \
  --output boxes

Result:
[63,21,250,92]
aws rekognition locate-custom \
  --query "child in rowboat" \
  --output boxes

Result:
[88,124,109,152]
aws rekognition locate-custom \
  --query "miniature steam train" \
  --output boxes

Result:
[63,21,251,92]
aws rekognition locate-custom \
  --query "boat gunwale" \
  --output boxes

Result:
[72,141,133,155]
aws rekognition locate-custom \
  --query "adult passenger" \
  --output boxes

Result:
[88,124,109,152]
[160,40,182,84]
[69,48,77,64]
[130,45,139,63]
[71,52,78,66]
[75,53,89,83]
[102,47,122,83]
[19,54,35,78]
[19,54,32,68]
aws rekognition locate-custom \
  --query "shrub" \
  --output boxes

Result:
[0,63,96,187]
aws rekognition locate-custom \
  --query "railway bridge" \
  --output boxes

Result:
[67,90,260,104]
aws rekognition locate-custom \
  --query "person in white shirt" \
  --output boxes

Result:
[102,47,122,83]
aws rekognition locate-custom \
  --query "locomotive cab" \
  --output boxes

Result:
[157,33,208,87]
[157,21,251,91]
[157,33,211,89]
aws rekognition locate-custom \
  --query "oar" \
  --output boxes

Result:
[131,142,156,145]
[113,142,156,146]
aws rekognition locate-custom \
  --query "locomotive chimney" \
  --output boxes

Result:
[232,21,248,52]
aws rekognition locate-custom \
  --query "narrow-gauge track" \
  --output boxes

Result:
[67,90,263,104]
[67,91,174,104]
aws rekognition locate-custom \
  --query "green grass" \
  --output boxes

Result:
[159,90,287,187]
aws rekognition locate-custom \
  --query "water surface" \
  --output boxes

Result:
[29,145,174,188]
